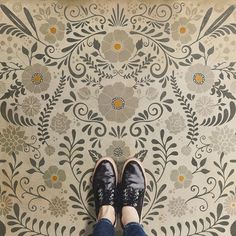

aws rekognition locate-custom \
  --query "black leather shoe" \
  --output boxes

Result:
[120,158,146,227]
[92,157,118,222]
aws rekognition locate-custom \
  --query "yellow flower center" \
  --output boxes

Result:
[178,175,185,182]
[114,42,122,51]
[231,202,236,208]
[31,73,43,85]
[50,26,57,34]
[112,97,125,110]
[193,73,205,85]
[51,175,58,181]
[179,26,186,34]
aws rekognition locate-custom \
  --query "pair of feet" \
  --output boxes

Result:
[92,157,146,227]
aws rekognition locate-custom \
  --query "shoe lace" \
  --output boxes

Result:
[96,185,116,205]
[122,187,144,207]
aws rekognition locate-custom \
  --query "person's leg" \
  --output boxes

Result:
[120,158,147,235]
[123,222,146,236]
[92,218,115,236]
[92,157,118,236]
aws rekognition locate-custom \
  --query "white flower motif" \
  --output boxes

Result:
[50,113,71,134]
[43,166,66,189]
[165,113,186,134]
[195,96,215,116]
[185,64,214,93]
[0,194,13,216]
[101,30,134,62]
[181,145,192,156]
[106,140,130,160]
[22,64,51,93]
[106,140,130,174]
[21,96,41,116]
[170,165,193,189]
[98,82,139,123]
[209,126,236,155]
[168,197,188,217]
[39,17,65,44]
[172,17,196,44]
[224,195,236,215]
[48,197,69,217]
[145,87,159,100]
[78,87,91,100]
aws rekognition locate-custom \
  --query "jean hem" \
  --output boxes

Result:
[97,218,114,226]
[123,222,142,229]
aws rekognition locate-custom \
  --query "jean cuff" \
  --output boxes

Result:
[97,218,114,226]
[123,222,142,229]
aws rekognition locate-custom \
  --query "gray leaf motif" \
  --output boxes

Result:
[201,101,236,126]
[0,220,6,236]
[231,221,236,236]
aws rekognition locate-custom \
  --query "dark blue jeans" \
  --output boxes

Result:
[92,218,146,236]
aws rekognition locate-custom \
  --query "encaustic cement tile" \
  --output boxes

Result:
[0,0,236,235]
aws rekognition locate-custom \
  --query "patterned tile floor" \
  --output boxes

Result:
[0,0,236,235]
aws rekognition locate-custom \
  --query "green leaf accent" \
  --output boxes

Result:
[0,79,25,100]
[88,150,102,163]
[201,101,236,126]
[22,46,29,56]
[214,152,235,201]
[136,39,143,50]
[0,101,35,126]
[198,7,213,37]
[108,4,128,27]
[7,203,76,235]
[211,23,236,38]
[93,39,100,50]
[207,46,214,56]
[37,72,66,144]
[199,42,205,53]
[0,23,26,38]
[170,71,199,145]
[0,5,32,36]
[59,129,85,170]
[203,5,235,37]
[23,7,38,38]
[134,150,148,162]
[161,203,229,235]
[0,220,6,236]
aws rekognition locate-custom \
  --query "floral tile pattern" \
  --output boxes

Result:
[0,0,236,235]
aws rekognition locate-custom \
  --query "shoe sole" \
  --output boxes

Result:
[121,158,147,225]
